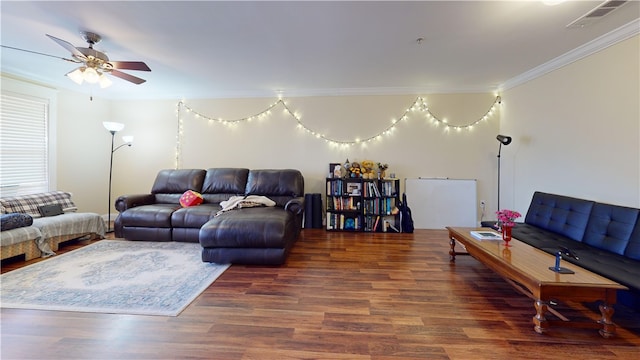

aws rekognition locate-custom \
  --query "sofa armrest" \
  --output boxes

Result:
[115,194,156,212]
[284,197,305,215]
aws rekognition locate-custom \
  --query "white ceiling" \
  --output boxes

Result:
[1,1,639,100]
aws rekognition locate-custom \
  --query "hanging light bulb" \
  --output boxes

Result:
[83,67,100,83]
[98,74,112,88]
[66,67,85,85]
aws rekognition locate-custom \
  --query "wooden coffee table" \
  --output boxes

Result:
[447,227,628,338]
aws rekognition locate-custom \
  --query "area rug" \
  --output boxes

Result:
[0,240,230,316]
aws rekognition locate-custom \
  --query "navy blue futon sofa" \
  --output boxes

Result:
[512,191,640,310]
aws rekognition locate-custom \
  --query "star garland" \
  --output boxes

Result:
[175,95,501,168]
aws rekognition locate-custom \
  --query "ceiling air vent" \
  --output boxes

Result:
[566,0,628,29]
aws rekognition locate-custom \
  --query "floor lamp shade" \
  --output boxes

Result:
[103,122,125,133]
[497,134,512,146]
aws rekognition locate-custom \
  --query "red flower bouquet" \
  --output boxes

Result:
[496,209,522,227]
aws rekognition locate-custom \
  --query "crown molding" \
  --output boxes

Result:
[273,85,496,99]
[1,72,58,91]
[165,85,498,100]
[500,18,640,92]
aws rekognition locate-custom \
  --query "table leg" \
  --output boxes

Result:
[598,303,617,338]
[449,237,456,262]
[533,299,548,334]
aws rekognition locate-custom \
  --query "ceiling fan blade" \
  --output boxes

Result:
[46,34,86,60]
[109,61,151,71]
[0,44,80,63]
[110,69,146,84]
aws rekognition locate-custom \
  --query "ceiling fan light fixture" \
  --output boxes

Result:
[83,67,100,83]
[66,67,85,85]
[98,73,112,88]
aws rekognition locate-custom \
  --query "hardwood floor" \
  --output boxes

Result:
[2,229,639,359]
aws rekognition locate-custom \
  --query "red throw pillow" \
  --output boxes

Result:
[180,190,203,207]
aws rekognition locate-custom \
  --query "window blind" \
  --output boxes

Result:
[0,92,49,197]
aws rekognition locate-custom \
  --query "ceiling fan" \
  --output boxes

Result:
[1,31,151,88]
[44,31,151,88]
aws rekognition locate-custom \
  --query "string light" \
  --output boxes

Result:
[175,100,184,169]
[175,95,501,166]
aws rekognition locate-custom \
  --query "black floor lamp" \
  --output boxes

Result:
[496,134,512,212]
[482,134,512,229]
[103,122,133,232]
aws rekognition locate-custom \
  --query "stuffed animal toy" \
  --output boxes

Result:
[342,159,351,178]
[350,162,361,177]
[360,160,375,179]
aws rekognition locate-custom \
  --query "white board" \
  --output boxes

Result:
[404,178,477,229]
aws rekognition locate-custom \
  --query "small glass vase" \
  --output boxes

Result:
[502,225,513,246]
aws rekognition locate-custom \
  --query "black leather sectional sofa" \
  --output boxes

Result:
[114,168,304,265]
[512,191,640,309]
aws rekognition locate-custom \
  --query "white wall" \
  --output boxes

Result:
[52,92,501,222]
[56,92,113,217]
[501,35,640,214]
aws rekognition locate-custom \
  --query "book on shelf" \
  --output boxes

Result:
[327,178,344,196]
[326,212,361,231]
[380,180,397,196]
[469,230,502,240]
[373,216,381,232]
[366,181,381,197]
